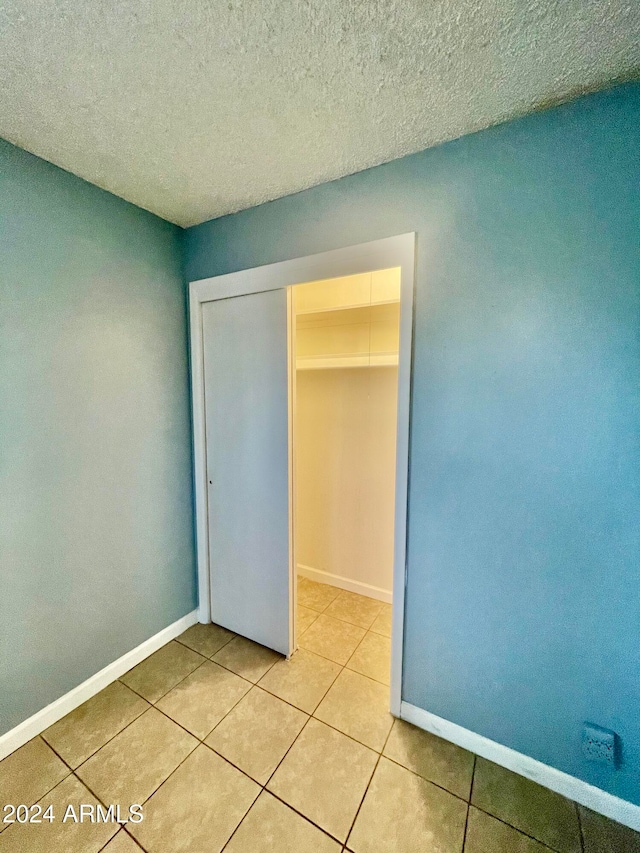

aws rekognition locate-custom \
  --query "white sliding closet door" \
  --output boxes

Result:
[202,289,291,656]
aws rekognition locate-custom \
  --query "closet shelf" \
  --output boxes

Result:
[295,297,400,317]
[296,352,399,370]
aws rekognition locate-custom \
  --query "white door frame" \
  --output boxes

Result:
[189,233,416,715]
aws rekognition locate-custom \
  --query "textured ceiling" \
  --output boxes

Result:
[1,1,639,227]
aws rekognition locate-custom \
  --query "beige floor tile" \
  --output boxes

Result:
[297,577,341,612]
[346,632,391,685]
[579,804,640,853]
[299,614,366,665]
[43,681,149,768]
[314,669,393,752]
[76,707,197,807]
[100,830,141,852]
[213,636,281,682]
[465,806,552,852]
[267,718,377,842]
[225,791,341,853]
[259,647,341,713]
[0,775,118,853]
[176,621,235,657]
[120,640,206,703]
[324,591,383,630]
[130,744,259,853]
[348,756,467,853]
[369,604,393,638]
[206,686,307,784]
[383,718,474,799]
[472,758,581,853]
[156,660,251,739]
[297,604,320,636]
[0,737,69,824]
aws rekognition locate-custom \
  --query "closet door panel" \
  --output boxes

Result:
[202,289,291,656]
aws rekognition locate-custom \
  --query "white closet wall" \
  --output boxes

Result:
[294,270,400,601]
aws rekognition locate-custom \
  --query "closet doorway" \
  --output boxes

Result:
[189,234,415,714]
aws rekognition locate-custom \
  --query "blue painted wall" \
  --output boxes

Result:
[184,82,640,804]
[0,139,196,735]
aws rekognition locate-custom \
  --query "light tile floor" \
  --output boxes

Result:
[0,578,638,852]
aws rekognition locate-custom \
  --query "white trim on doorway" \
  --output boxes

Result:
[189,233,416,717]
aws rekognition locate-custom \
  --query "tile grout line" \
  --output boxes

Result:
[3,597,609,853]
[256,652,344,715]
[34,736,75,775]
[299,612,381,636]
[467,806,569,852]
[121,642,210,702]
[3,726,585,850]
[258,787,348,847]
[216,635,377,850]
[459,753,570,853]
[115,635,271,745]
[67,769,147,848]
[342,718,392,849]
[304,583,555,849]
[174,630,236,657]
[43,693,152,772]
[0,738,126,847]
[119,829,148,852]
[92,640,350,844]
[216,682,379,849]
[126,628,569,853]
[461,754,477,852]
[39,627,364,789]
[343,697,399,849]
[96,825,147,852]
[576,800,586,853]
[118,646,364,784]
[296,628,390,685]
[50,693,205,848]
[61,712,202,848]
[217,671,351,851]
[11,633,250,832]
[1,595,390,849]
[377,752,471,804]
[217,700,340,851]
[131,746,261,853]
[262,713,315,790]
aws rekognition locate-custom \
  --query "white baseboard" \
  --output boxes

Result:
[0,610,198,763]
[400,701,640,833]
[297,563,392,604]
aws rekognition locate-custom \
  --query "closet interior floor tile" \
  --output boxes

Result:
[369,603,392,637]
[3,578,638,853]
[297,576,341,612]
[297,604,320,636]
[323,589,383,630]
[345,631,391,686]
[298,613,366,665]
